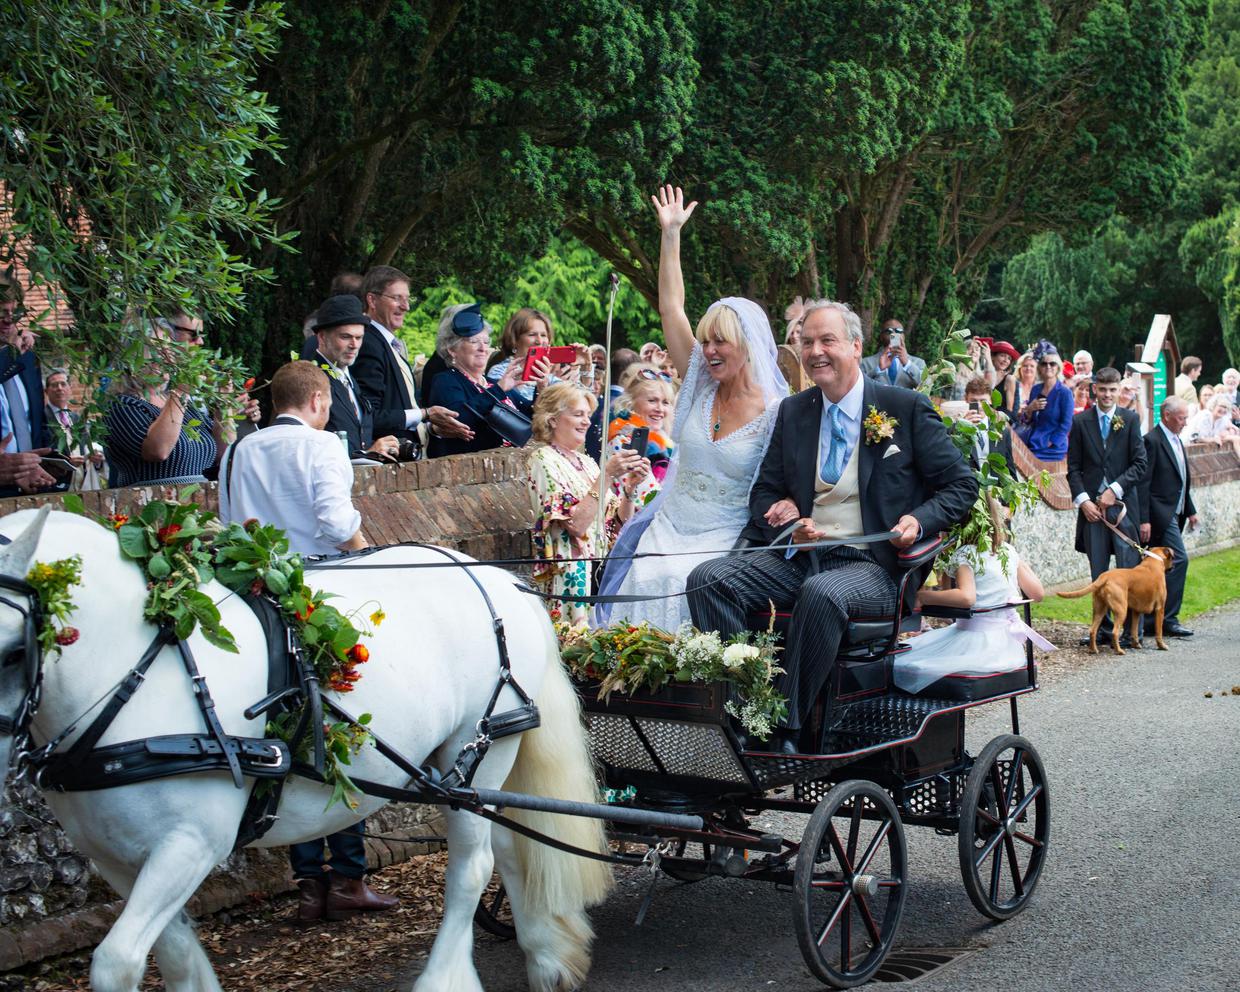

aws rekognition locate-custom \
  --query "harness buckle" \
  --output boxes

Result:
[254,744,286,768]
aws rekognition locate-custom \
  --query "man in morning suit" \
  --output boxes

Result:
[1138,396,1198,638]
[300,294,402,459]
[0,280,55,496]
[1066,365,1147,646]
[351,265,470,453]
[686,300,978,753]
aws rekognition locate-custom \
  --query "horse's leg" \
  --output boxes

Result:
[152,910,224,992]
[89,833,226,992]
[413,807,493,992]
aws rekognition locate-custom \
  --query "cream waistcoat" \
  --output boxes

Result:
[811,432,865,542]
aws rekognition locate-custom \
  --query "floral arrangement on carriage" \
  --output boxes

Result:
[27,490,379,808]
[556,619,787,741]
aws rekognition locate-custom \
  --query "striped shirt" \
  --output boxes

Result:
[104,393,217,488]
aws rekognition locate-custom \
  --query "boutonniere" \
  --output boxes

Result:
[1111,413,1125,431]
[863,406,899,445]
[318,362,343,383]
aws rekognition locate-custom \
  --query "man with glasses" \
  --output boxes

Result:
[352,265,469,454]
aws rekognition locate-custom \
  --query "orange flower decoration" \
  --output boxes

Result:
[347,643,369,664]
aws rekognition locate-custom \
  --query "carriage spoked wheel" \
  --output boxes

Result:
[473,870,516,940]
[793,780,908,989]
[958,733,1050,921]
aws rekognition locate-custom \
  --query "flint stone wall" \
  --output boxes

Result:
[1013,444,1240,587]
[2,442,1239,969]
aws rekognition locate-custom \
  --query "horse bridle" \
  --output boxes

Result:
[0,573,45,783]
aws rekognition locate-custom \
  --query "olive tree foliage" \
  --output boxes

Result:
[0,0,288,411]
[571,0,1204,354]
[232,0,694,370]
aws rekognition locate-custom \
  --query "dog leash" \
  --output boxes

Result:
[1097,503,1161,561]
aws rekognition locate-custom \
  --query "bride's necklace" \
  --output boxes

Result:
[712,385,741,437]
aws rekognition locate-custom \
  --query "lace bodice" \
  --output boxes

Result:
[660,381,774,532]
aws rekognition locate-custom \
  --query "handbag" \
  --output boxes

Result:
[464,388,532,447]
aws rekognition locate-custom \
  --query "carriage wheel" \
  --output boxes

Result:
[958,734,1050,921]
[473,871,516,940]
[793,780,908,988]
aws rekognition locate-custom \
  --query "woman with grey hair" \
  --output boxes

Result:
[424,303,548,458]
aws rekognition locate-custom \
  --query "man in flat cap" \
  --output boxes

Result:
[301,294,403,459]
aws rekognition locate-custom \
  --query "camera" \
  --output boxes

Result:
[397,438,420,462]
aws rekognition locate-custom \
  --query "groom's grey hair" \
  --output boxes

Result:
[797,299,863,344]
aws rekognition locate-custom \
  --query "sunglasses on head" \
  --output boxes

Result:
[637,368,673,381]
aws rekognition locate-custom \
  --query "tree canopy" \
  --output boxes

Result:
[0,0,287,396]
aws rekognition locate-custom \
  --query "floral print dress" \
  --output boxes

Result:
[527,444,620,626]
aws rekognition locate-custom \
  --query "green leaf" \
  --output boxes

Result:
[117,524,150,559]
[147,553,171,579]
[62,494,85,515]
[263,568,288,595]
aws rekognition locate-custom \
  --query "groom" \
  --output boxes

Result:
[687,301,977,750]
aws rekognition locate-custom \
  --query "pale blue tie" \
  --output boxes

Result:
[1100,412,1111,442]
[821,405,846,484]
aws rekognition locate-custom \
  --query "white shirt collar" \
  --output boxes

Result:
[821,372,865,422]
[1159,421,1181,444]
[274,413,310,427]
[368,316,396,345]
[1096,403,1118,421]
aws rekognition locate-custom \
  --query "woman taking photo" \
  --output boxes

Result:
[607,365,676,510]
[487,308,583,404]
[1015,342,1073,461]
[596,186,787,630]
[1005,350,1038,417]
[527,383,648,625]
[425,305,551,458]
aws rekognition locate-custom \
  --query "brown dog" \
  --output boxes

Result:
[1056,547,1174,654]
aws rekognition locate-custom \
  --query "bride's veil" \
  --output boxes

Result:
[593,297,788,625]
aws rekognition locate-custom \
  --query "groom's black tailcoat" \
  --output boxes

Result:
[742,378,978,602]
[689,377,977,732]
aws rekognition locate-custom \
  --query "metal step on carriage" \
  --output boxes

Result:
[483,537,1051,989]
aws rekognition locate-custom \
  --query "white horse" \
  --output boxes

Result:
[0,507,613,992]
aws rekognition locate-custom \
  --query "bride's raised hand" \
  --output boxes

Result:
[650,184,698,233]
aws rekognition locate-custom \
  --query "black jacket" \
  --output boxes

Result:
[425,367,533,458]
[0,349,52,498]
[1066,406,1146,552]
[299,344,375,454]
[352,319,417,440]
[743,378,978,604]
[1140,425,1195,540]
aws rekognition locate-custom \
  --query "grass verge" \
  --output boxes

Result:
[1034,544,1240,624]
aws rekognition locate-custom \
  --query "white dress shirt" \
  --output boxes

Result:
[370,319,424,429]
[1072,404,1126,507]
[1159,420,1188,515]
[219,416,361,556]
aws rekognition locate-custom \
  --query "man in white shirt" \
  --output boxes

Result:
[217,360,396,922]
[219,361,365,556]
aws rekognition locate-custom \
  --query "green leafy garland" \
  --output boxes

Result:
[53,490,378,806]
[557,620,787,740]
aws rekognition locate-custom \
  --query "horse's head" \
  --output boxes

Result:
[0,506,51,787]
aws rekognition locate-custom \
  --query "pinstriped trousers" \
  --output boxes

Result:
[687,548,897,730]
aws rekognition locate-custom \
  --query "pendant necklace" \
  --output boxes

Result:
[712,388,731,437]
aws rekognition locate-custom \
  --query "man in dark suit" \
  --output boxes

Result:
[1138,396,1198,638]
[351,265,469,452]
[687,301,977,750]
[0,287,56,496]
[1066,366,1147,645]
[299,295,402,459]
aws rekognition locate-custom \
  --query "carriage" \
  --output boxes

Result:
[485,537,1051,989]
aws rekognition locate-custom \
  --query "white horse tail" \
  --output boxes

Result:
[499,627,614,989]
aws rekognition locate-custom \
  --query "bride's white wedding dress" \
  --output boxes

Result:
[612,376,775,632]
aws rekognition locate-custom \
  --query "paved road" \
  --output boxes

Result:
[467,608,1240,992]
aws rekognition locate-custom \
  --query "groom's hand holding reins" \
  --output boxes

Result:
[889,514,921,549]
[765,497,799,529]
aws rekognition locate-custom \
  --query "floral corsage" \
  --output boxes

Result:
[863,406,898,445]
[1110,413,1125,431]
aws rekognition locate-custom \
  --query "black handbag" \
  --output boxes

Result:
[466,391,532,448]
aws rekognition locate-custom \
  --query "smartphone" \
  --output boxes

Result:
[969,401,981,412]
[40,455,76,480]
[522,345,577,380]
[625,426,650,454]
[888,331,902,351]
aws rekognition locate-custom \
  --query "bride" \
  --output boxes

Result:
[596,186,787,630]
